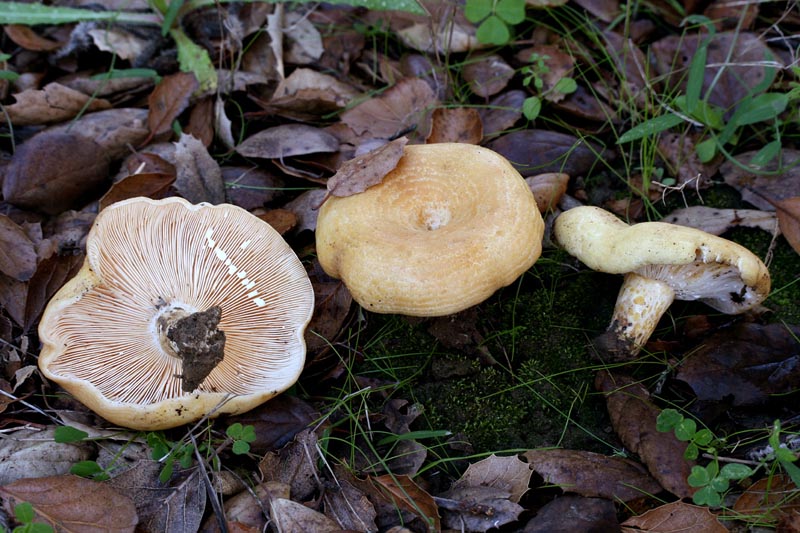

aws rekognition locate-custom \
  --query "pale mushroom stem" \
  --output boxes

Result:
[600,272,676,357]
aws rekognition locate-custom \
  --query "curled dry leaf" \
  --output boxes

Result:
[223,166,285,211]
[676,323,800,408]
[526,172,569,213]
[235,123,340,159]
[0,474,138,532]
[1,82,111,126]
[486,129,605,177]
[0,215,37,282]
[451,454,531,503]
[340,77,437,142]
[733,474,800,524]
[284,189,328,233]
[257,208,297,234]
[524,495,619,532]
[147,72,199,141]
[595,370,694,499]
[259,429,319,502]
[621,501,727,532]
[463,55,514,98]
[2,24,62,51]
[265,68,361,119]
[662,206,777,236]
[372,474,440,531]
[427,107,483,144]
[270,498,340,532]
[87,27,147,61]
[0,428,93,486]
[172,133,225,204]
[523,449,662,502]
[478,90,526,137]
[100,154,177,210]
[327,137,408,198]
[721,148,800,210]
[323,476,378,532]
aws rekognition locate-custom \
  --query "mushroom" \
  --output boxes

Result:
[553,206,771,357]
[315,143,544,316]
[38,197,314,430]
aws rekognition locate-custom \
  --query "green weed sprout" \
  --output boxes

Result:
[226,422,257,455]
[464,0,526,45]
[520,53,577,121]
[8,502,54,533]
[657,409,753,507]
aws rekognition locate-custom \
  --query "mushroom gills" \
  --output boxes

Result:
[158,305,226,392]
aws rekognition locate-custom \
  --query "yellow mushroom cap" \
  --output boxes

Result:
[315,143,544,317]
[38,197,314,430]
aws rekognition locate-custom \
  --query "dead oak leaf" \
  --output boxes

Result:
[340,77,436,142]
[772,196,800,256]
[1,82,111,126]
[235,123,339,160]
[621,501,727,532]
[452,454,531,503]
[0,215,37,282]
[147,72,199,141]
[327,137,408,198]
[428,107,483,144]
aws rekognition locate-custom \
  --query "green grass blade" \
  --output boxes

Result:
[685,42,707,113]
[617,113,683,143]
[0,2,158,25]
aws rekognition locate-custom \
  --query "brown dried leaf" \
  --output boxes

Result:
[172,133,225,204]
[463,55,514,98]
[427,107,483,144]
[486,129,605,177]
[372,474,440,530]
[305,260,353,360]
[327,137,408,198]
[0,428,93,486]
[526,172,569,213]
[595,370,694,499]
[284,189,327,233]
[185,96,215,147]
[223,166,285,210]
[87,27,148,61]
[259,429,319,501]
[100,154,177,210]
[572,0,620,22]
[523,449,662,502]
[0,474,138,532]
[657,132,718,189]
[662,206,777,236]
[257,209,297,234]
[323,477,378,531]
[676,323,800,407]
[552,83,616,122]
[20,253,84,332]
[478,90,525,137]
[51,108,150,160]
[602,31,650,109]
[148,72,200,140]
[2,132,109,214]
[2,24,62,51]
[235,124,340,159]
[0,215,36,281]
[340,77,437,142]
[1,82,111,126]
[230,396,318,455]
[439,485,523,532]
[721,149,800,210]
[621,501,727,532]
[270,498,339,532]
[524,494,619,532]
[453,454,531,503]
[773,196,800,255]
[733,474,800,524]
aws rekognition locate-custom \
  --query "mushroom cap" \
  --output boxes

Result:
[553,206,771,313]
[315,143,544,316]
[38,197,314,430]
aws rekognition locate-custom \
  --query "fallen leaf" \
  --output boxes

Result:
[595,370,694,499]
[0,428,93,486]
[427,107,483,144]
[2,24,62,51]
[147,72,199,140]
[264,67,360,120]
[733,474,800,524]
[772,196,800,255]
[257,209,297,234]
[602,31,650,109]
[284,189,327,233]
[284,11,323,64]
[223,166,285,211]
[0,474,138,532]
[486,129,605,177]
[621,501,727,532]
[323,477,378,532]
[172,133,225,204]
[523,494,619,532]
[1,82,111,126]
[100,154,177,210]
[270,498,340,532]
[552,83,616,122]
[463,54,514,98]
[235,123,340,159]
[230,396,318,455]
[327,137,408,198]
[438,484,523,532]
[658,132,719,189]
[88,26,147,61]
[721,148,800,210]
[0,215,37,281]
[259,429,319,502]
[372,474,440,531]
[452,454,531,503]
[478,90,526,137]
[523,449,662,502]
[661,206,777,236]
[340,77,437,142]
[526,172,569,213]
[676,322,800,408]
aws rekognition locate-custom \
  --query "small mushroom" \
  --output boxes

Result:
[553,206,771,357]
[38,197,314,430]
[316,143,544,317]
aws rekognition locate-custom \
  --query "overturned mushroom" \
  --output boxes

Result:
[38,197,314,430]
[315,143,544,316]
[553,206,771,357]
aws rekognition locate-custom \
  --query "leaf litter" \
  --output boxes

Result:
[0,1,798,531]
